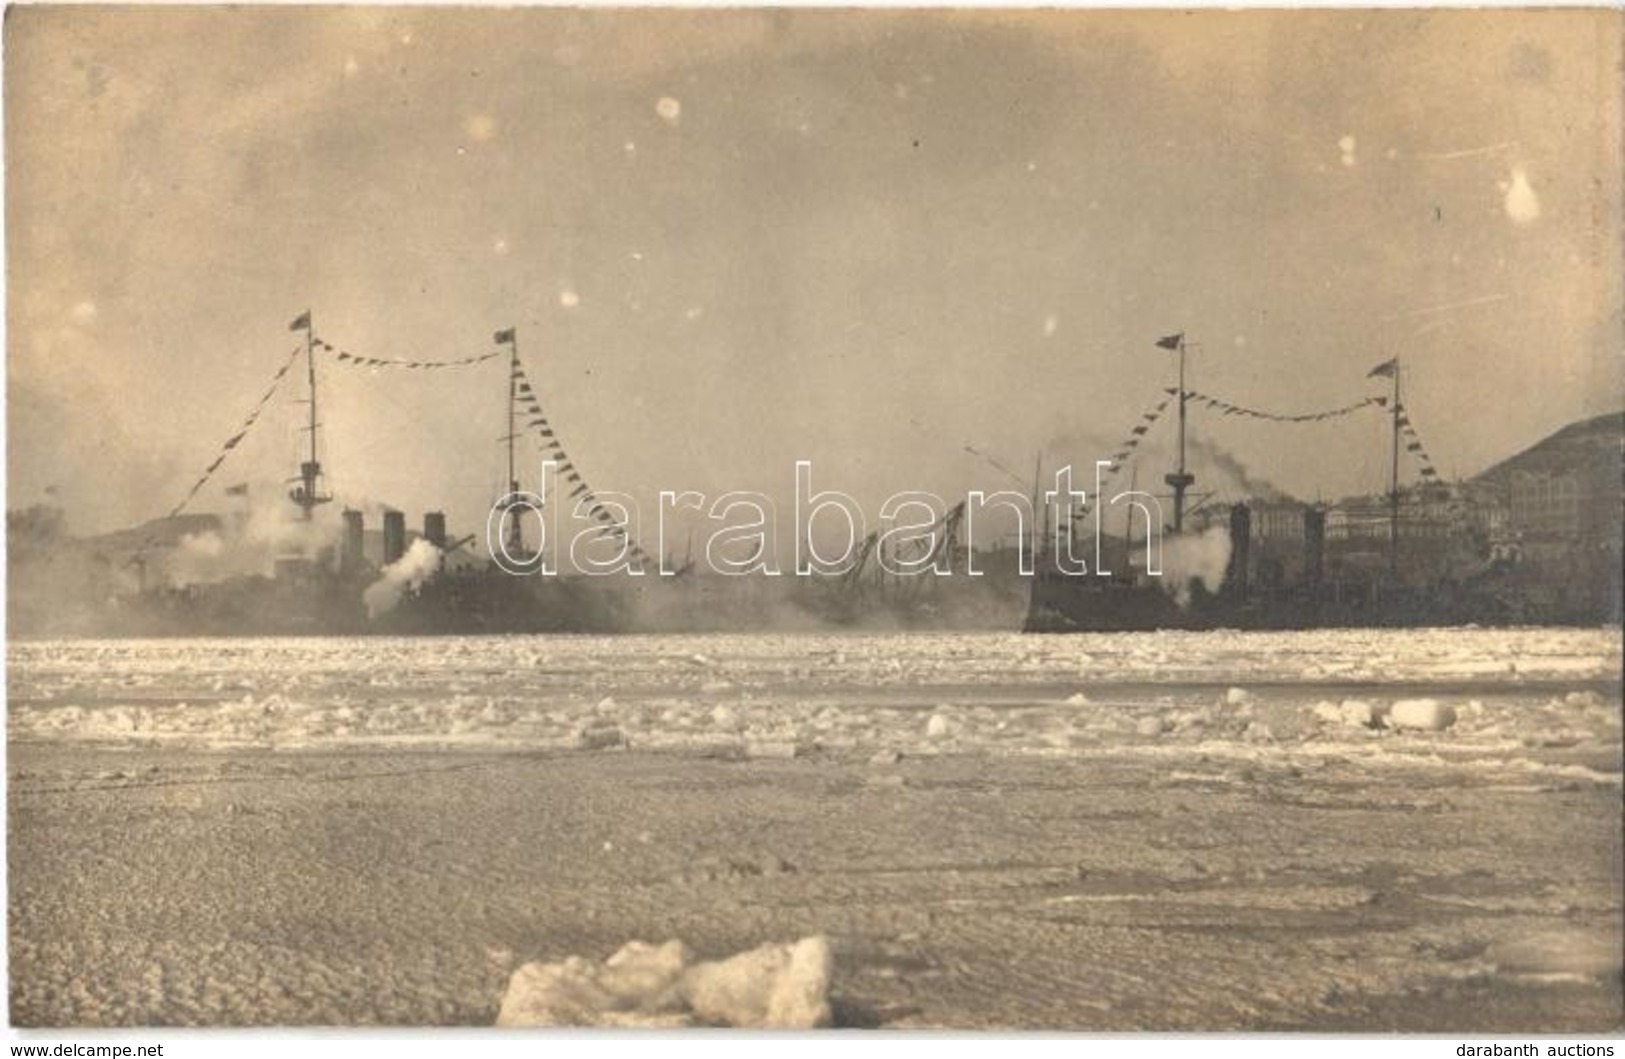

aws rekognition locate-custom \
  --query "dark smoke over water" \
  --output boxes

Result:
[1188,438,1294,503]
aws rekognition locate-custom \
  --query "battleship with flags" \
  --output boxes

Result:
[99,313,632,635]
[1022,334,1623,632]
[98,311,1021,636]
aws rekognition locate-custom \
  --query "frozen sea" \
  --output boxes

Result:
[8,628,1623,1029]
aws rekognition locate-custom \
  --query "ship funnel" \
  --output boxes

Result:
[1226,503,1251,599]
[423,511,447,550]
[383,510,407,566]
[342,509,365,574]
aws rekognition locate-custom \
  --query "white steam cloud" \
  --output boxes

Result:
[169,531,228,587]
[159,499,344,588]
[363,538,443,619]
[1160,525,1232,607]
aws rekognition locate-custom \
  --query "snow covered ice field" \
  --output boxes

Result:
[8,628,1624,1029]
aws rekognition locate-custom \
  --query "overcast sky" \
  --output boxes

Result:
[7,7,1621,538]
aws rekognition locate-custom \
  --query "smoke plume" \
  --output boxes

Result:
[1189,439,1292,502]
[152,490,345,588]
[363,538,443,618]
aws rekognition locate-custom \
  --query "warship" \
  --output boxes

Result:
[92,316,683,636]
[1022,336,1623,632]
[82,313,1025,636]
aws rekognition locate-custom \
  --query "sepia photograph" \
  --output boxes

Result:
[4,4,1623,1037]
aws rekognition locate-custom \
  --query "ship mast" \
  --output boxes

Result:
[497,327,525,557]
[290,309,330,520]
[1163,334,1195,534]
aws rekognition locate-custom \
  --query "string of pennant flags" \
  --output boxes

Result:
[1085,384,1374,511]
[149,327,658,568]
[1073,394,1174,519]
[1395,403,1442,482]
[294,319,655,563]
[1107,395,1173,471]
[1180,389,1379,423]
[1074,378,1432,520]
[1186,385,1440,479]
[145,323,1445,574]
[504,345,659,570]
[316,336,501,370]
[164,346,304,520]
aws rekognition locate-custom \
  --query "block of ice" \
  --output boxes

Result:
[1387,698,1456,731]
[1313,699,1379,729]
[495,940,693,1027]
[681,935,834,1029]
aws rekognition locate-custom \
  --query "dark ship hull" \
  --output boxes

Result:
[1022,547,1621,633]
[106,567,641,638]
[375,569,638,635]
[1022,572,1471,632]
[98,562,1029,638]
[103,576,370,638]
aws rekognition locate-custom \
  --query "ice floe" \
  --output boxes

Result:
[496,936,833,1028]
[7,631,1618,781]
